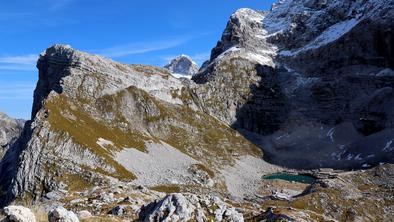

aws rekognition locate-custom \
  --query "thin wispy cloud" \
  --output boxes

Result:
[48,0,75,11]
[0,54,38,71]
[95,36,193,58]
[0,55,38,65]
[0,82,35,100]
[0,12,33,21]
[0,0,76,31]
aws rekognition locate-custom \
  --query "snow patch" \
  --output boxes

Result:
[382,140,393,152]
[280,18,360,56]
[327,127,335,142]
[233,8,263,25]
[216,47,241,61]
[171,73,192,79]
[354,154,363,161]
[245,51,275,66]
[214,46,276,67]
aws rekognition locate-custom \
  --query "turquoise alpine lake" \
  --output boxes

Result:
[262,173,316,184]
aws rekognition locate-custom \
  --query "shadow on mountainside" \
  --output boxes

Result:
[231,62,394,170]
[230,37,394,170]
[0,121,33,207]
[0,46,71,207]
[228,14,394,170]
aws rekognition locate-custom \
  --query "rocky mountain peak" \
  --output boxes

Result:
[164,55,199,77]
[0,41,262,208]
[193,0,394,170]
[209,8,267,62]
[33,44,185,119]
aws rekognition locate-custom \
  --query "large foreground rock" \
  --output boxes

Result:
[48,207,79,222]
[3,206,36,222]
[139,193,244,222]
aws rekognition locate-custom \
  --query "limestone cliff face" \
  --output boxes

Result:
[193,0,394,169]
[0,45,261,206]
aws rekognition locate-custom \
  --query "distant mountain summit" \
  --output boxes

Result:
[164,55,199,78]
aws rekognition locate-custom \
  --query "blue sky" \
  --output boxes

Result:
[0,0,276,119]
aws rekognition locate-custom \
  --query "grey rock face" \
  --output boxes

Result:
[0,113,24,158]
[209,8,268,61]
[164,55,199,77]
[193,0,394,169]
[0,45,187,205]
[0,44,260,207]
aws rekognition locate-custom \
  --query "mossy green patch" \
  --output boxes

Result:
[45,94,137,180]
[130,64,171,78]
[162,106,262,167]
[150,185,181,193]
[44,77,262,183]
[60,173,94,192]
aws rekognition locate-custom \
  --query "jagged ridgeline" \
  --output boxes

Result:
[0,44,265,205]
[0,0,393,221]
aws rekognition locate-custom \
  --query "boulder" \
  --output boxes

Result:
[139,193,244,222]
[140,193,195,222]
[48,207,79,222]
[3,206,36,222]
[108,205,126,216]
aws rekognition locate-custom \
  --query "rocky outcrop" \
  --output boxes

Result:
[0,44,262,206]
[192,7,278,127]
[164,55,199,78]
[139,193,244,222]
[2,206,36,222]
[0,113,24,159]
[48,207,79,222]
[193,0,394,169]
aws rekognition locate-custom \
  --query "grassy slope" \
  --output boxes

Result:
[40,70,262,191]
